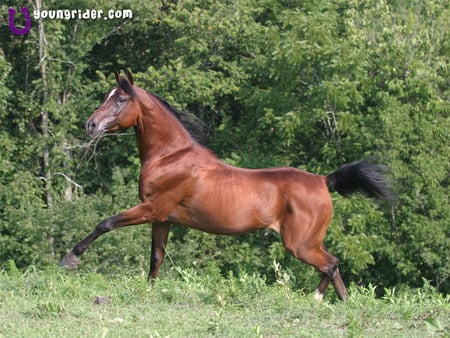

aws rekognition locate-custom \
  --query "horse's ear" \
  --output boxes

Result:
[124,69,134,86]
[114,69,121,84]
[118,69,135,96]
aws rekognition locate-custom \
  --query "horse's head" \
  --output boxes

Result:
[86,70,139,138]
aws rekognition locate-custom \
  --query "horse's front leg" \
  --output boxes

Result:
[60,202,155,269]
[148,222,170,281]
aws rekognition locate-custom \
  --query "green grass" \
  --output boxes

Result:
[0,263,449,337]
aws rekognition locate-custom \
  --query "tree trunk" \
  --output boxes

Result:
[36,0,52,209]
[36,0,55,258]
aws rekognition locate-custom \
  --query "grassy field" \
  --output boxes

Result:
[0,263,449,337]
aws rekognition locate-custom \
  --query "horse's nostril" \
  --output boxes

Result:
[86,121,95,130]
[85,120,96,136]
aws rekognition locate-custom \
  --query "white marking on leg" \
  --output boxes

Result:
[313,288,324,301]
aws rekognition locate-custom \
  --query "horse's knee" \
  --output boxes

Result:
[149,242,166,280]
[95,218,115,233]
[96,221,111,233]
[150,247,164,267]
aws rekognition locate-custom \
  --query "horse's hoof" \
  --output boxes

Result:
[60,252,79,269]
[313,289,324,301]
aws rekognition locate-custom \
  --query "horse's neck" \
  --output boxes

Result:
[135,99,195,164]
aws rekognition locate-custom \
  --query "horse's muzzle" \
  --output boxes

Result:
[85,118,100,138]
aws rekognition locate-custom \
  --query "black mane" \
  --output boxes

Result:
[147,92,208,144]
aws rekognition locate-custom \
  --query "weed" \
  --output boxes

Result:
[424,316,449,335]
[35,301,67,318]
[208,308,224,335]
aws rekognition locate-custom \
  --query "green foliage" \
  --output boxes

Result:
[0,0,449,295]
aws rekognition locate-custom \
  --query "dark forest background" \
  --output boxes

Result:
[0,0,448,294]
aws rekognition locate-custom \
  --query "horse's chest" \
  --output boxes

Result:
[138,166,193,202]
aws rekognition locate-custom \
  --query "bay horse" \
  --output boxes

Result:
[61,70,392,301]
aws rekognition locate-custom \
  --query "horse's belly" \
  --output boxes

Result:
[166,166,293,234]
[168,192,281,235]
[167,209,259,235]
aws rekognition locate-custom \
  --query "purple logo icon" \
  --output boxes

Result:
[8,7,32,35]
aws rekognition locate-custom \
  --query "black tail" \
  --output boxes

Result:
[326,160,394,201]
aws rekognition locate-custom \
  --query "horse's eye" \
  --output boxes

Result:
[118,95,127,103]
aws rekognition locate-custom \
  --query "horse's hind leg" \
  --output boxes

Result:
[314,244,348,300]
[280,220,348,301]
[315,246,348,301]
[300,246,348,301]
[297,246,348,301]
[331,268,348,300]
